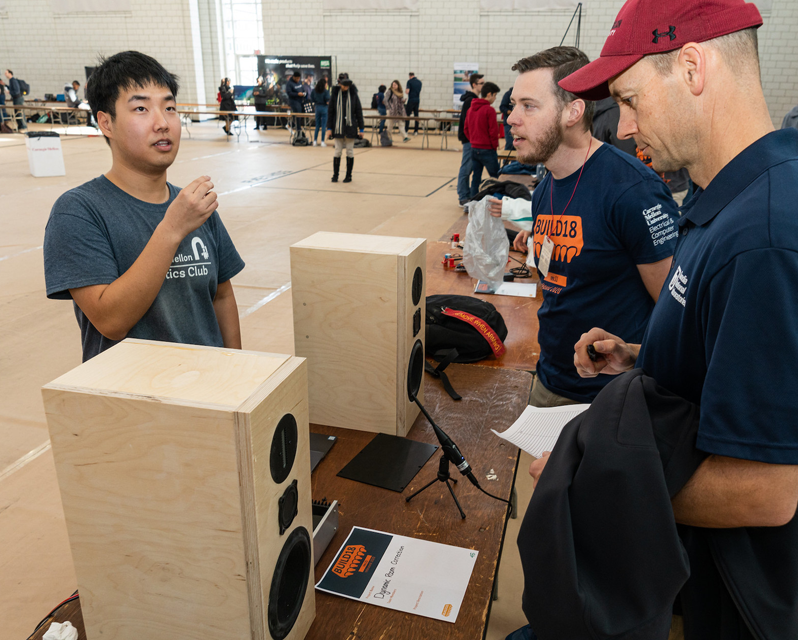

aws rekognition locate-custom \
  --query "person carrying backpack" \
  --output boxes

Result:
[5,69,27,131]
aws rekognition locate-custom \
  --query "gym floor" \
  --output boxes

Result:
[0,119,536,639]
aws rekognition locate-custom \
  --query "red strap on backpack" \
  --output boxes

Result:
[441,307,506,358]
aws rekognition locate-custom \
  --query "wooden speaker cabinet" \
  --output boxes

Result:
[290,232,426,436]
[42,339,315,640]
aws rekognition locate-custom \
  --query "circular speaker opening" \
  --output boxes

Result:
[268,526,312,640]
[278,479,299,535]
[270,414,298,485]
[408,339,424,401]
[411,266,423,307]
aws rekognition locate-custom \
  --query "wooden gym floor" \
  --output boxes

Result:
[0,121,534,639]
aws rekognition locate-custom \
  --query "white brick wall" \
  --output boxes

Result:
[0,0,201,104]
[0,0,796,124]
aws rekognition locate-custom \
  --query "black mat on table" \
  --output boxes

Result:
[337,433,439,492]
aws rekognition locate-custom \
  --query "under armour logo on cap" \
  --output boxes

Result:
[652,26,677,44]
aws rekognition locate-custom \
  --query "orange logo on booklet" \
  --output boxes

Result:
[442,604,453,617]
[332,545,368,578]
[533,214,584,263]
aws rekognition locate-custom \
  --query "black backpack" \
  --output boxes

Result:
[371,93,379,109]
[18,79,30,95]
[380,130,393,147]
[353,138,371,148]
[291,128,309,146]
[425,294,508,363]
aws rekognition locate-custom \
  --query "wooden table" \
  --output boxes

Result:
[427,239,541,372]
[308,363,532,640]
[29,363,532,640]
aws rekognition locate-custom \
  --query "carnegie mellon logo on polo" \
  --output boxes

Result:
[332,544,375,578]
[668,265,688,307]
[533,214,584,263]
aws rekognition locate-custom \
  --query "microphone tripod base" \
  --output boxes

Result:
[405,454,466,519]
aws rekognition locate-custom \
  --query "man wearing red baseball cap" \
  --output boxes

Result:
[558,0,798,638]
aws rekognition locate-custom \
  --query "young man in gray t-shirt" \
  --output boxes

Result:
[44,51,245,361]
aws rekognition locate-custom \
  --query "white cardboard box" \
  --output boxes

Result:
[26,134,66,177]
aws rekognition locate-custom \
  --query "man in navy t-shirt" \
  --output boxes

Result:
[566,0,798,637]
[404,72,422,135]
[498,47,677,406]
[43,51,245,361]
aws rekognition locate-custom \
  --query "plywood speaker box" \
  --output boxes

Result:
[290,232,426,436]
[41,339,315,640]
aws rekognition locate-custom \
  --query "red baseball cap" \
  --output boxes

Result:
[559,0,763,101]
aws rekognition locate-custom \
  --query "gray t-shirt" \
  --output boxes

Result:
[44,175,245,361]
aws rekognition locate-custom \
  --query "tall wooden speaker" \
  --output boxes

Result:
[41,339,315,640]
[290,232,426,436]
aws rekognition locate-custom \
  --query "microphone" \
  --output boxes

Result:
[411,395,479,488]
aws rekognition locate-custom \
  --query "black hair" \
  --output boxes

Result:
[481,82,500,97]
[86,51,179,133]
[5,70,12,76]
[314,77,327,93]
[378,84,386,93]
[72,80,80,86]
[292,70,301,78]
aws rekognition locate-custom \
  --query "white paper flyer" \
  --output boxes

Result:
[316,526,478,623]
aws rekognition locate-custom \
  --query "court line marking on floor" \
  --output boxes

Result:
[239,282,291,319]
[425,177,456,198]
[0,441,51,484]
[0,245,43,262]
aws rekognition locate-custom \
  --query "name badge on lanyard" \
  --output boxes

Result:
[538,235,554,278]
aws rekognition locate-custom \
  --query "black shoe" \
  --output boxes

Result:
[331,156,341,182]
[343,156,354,183]
[254,126,260,130]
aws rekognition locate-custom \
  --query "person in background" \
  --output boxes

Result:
[383,80,408,143]
[404,71,422,135]
[286,70,305,133]
[312,77,330,147]
[327,76,364,183]
[5,69,26,131]
[375,84,386,134]
[499,87,514,151]
[218,77,236,136]
[456,73,485,205]
[781,103,798,130]
[253,76,270,131]
[0,78,9,126]
[464,81,501,199]
[43,51,244,362]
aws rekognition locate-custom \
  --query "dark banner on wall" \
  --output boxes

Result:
[256,56,335,93]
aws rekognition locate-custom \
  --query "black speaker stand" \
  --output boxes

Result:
[405,454,466,519]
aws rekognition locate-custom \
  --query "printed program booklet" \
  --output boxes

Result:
[316,526,479,623]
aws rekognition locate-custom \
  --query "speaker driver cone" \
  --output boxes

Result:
[268,526,312,640]
[408,339,424,400]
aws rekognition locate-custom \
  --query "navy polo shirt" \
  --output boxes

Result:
[637,128,798,464]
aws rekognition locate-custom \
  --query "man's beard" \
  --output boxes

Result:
[516,115,563,165]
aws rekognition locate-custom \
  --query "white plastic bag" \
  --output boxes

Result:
[463,198,510,290]
[43,621,78,640]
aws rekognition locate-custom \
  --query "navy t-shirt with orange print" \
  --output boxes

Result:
[531,143,678,402]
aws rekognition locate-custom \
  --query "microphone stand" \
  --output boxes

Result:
[405,394,512,519]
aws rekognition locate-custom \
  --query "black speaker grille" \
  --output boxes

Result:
[270,414,298,485]
[412,266,423,307]
[268,526,311,640]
